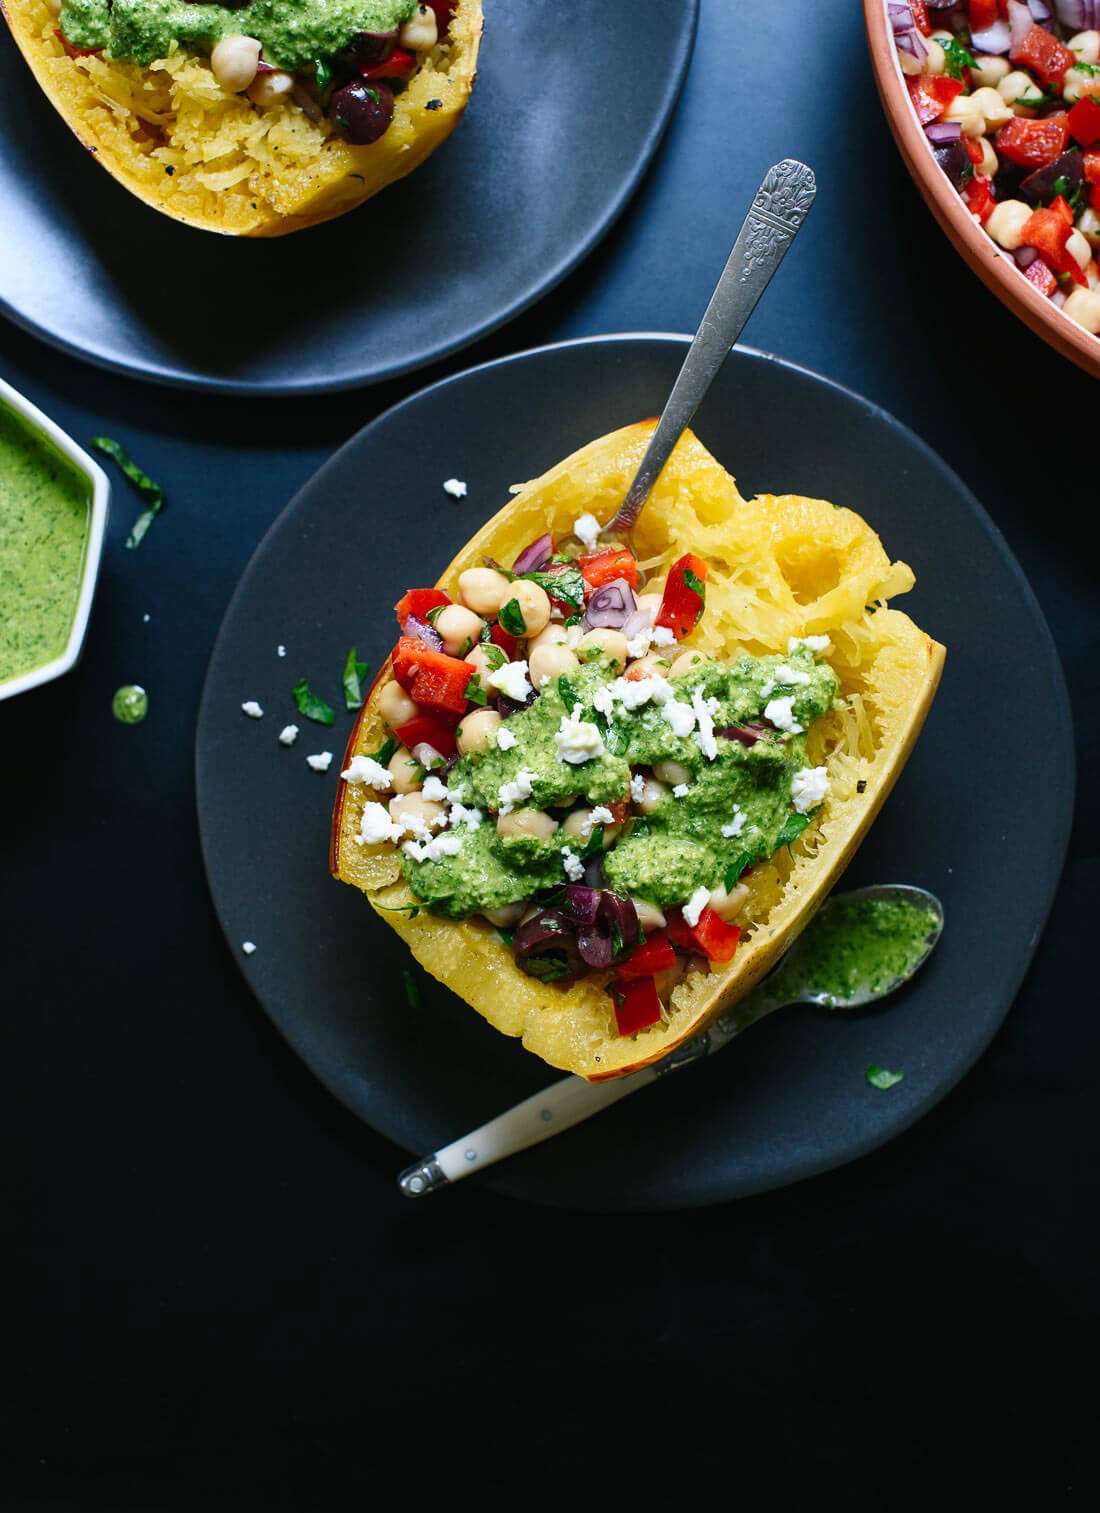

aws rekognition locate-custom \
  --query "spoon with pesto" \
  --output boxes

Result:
[398,884,944,1197]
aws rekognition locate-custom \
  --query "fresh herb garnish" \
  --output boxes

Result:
[496,928,515,948]
[866,1064,904,1090]
[580,825,605,860]
[774,811,811,851]
[557,675,579,714]
[565,613,583,628]
[375,901,420,917]
[292,679,336,726]
[939,35,975,81]
[498,597,527,637]
[425,604,448,625]
[369,737,397,766]
[92,436,166,549]
[464,674,489,708]
[313,56,332,93]
[723,853,753,892]
[342,646,370,710]
[609,917,625,958]
[683,566,706,612]
[481,643,507,671]
[403,968,421,1008]
[525,955,574,983]
[1052,175,1087,213]
[521,564,585,612]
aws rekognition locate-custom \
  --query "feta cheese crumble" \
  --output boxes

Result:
[672,783,690,799]
[652,626,676,647]
[447,801,483,830]
[357,801,404,846]
[443,478,468,499]
[764,696,803,735]
[562,847,585,882]
[772,664,811,687]
[630,772,647,803]
[662,699,696,739]
[277,645,287,658]
[573,512,602,550]
[242,941,256,955]
[421,775,449,804]
[241,700,264,719]
[682,886,711,928]
[403,832,465,863]
[788,634,831,654]
[554,714,606,765]
[692,688,719,761]
[498,768,536,814]
[585,805,615,832]
[791,766,829,814]
[341,754,392,790]
[278,724,299,747]
[306,751,334,772]
[721,808,746,838]
[487,659,533,703]
[495,727,518,751]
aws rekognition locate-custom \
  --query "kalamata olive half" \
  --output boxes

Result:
[331,79,395,144]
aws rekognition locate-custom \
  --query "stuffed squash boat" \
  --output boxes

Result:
[331,423,945,1081]
[0,0,482,236]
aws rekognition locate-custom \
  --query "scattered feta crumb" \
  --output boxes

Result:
[421,775,449,804]
[788,634,831,655]
[692,688,718,761]
[306,751,334,772]
[142,613,151,624]
[662,699,696,739]
[772,663,811,687]
[605,674,672,713]
[495,727,518,751]
[341,754,392,790]
[562,847,585,882]
[626,628,654,660]
[682,886,711,929]
[357,801,404,846]
[791,766,829,814]
[447,800,483,830]
[573,512,602,549]
[652,626,676,647]
[277,645,287,658]
[241,700,264,719]
[498,768,536,814]
[242,941,256,955]
[760,679,775,698]
[672,783,690,799]
[586,805,615,831]
[278,724,299,747]
[554,714,606,765]
[538,674,551,688]
[487,659,533,703]
[443,478,468,498]
[764,696,803,734]
[403,831,465,863]
[721,808,746,838]
[630,772,647,803]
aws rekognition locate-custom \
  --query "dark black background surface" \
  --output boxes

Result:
[2,2,1096,1507]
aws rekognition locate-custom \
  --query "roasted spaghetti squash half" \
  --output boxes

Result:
[0,1,482,236]
[332,423,945,1081]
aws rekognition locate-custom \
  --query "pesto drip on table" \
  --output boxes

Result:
[57,1,452,144]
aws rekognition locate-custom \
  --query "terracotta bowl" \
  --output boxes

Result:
[865,0,1100,380]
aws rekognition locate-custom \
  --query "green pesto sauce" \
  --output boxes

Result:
[112,684,149,724]
[405,647,839,919]
[789,896,939,1005]
[0,403,91,686]
[60,0,417,71]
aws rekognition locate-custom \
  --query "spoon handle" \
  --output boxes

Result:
[606,159,817,538]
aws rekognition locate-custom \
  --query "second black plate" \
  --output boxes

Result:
[0,1,697,393]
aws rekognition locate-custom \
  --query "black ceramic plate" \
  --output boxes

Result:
[196,337,1074,1210]
[0,2,696,394]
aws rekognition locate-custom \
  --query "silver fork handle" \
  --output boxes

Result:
[606,159,817,538]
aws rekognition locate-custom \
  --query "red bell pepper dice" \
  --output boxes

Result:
[911,0,931,35]
[610,976,662,1035]
[667,907,742,963]
[395,588,451,628]
[617,934,677,982]
[996,114,1070,170]
[391,639,474,711]
[361,46,417,81]
[1011,25,1075,89]
[1020,201,1088,284]
[1069,96,1100,148]
[394,710,459,758]
[654,553,708,639]
[1021,256,1058,298]
[905,73,963,126]
[964,137,984,166]
[392,636,426,691]
[578,547,640,592]
[970,0,1000,30]
[488,622,519,660]
[1084,149,1100,184]
[962,174,996,224]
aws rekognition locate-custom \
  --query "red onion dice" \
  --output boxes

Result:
[717,723,769,747]
[1055,2,1100,30]
[925,122,963,144]
[511,535,554,575]
[404,614,444,652]
[1008,1,1035,51]
[972,20,1012,53]
[583,578,637,631]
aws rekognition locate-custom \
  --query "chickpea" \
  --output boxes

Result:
[970,54,1010,89]
[1070,30,1100,67]
[1065,65,1100,104]
[497,808,558,841]
[247,69,295,106]
[389,792,446,836]
[435,603,484,657]
[969,86,1012,131]
[942,92,986,137]
[387,745,422,795]
[708,882,749,922]
[654,759,692,787]
[634,776,669,815]
[1067,229,1093,272]
[998,69,1039,108]
[457,567,511,618]
[464,643,505,681]
[1062,287,1100,334]
[635,592,663,620]
[920,39,946,77]
[1078,206,1100,246]
[502,580,551,637]
[985,199,1031,251]
[528,622,579,654]
[626,652,671,680]
[399,3,438,50]
[631,896,667,932]
[529,642,580,688]
[550,793,580,809]
[576,628,629,673]
[669,649,706,679]
[456,707,502,756]
[562,809,620,850]
[378,680,417,729]
[483,901,526,928]
[211,34,262,92]
[975,137,998,178]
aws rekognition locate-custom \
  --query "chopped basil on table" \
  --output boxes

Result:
[342,646,370,711]
[293,679,336,726]
[866,1064,904,1091]
[91,435,166,549]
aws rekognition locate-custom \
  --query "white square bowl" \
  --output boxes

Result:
[0,375,110,702]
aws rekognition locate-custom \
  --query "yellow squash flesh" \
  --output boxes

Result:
[0,0,482,236]
[332,423,945,1081]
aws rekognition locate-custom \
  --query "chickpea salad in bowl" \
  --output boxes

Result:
[338,533,841,1040]
[891,1,1100,335]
